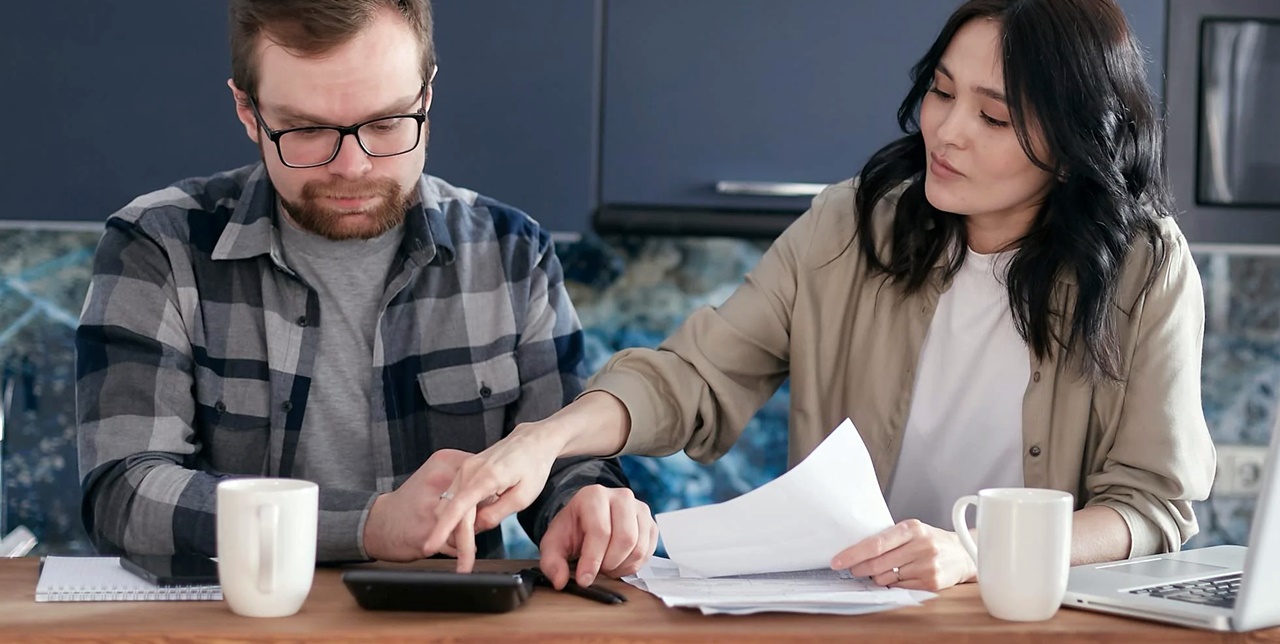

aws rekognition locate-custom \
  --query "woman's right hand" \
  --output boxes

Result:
[422,391,633,572]
[421,424,561,570]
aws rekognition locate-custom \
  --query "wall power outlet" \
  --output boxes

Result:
[1213,444,1270,497]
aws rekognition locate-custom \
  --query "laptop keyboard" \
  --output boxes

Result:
[1128,573,1241,609]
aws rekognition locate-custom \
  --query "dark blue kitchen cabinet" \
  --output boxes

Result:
[2,0,1168,234]
[596,0,957,233]
[429,1,601,234]
[596,0,1169,236]
[1,2,249,222]
[0,1,602,234]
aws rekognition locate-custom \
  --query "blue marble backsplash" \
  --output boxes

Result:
[0,225,1274,557]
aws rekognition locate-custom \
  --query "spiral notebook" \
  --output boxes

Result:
[35,556,222,602]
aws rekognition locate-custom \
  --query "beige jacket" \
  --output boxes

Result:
[587,178,1216,557]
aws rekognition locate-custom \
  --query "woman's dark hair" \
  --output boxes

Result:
[854,0,1170,383]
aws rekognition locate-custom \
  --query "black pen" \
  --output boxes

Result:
[521,567,627,605]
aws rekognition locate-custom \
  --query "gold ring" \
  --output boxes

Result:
[892,567,901,583]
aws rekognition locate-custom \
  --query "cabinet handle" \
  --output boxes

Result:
[714,181,828,197]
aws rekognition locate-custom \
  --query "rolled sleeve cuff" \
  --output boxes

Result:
[354,493,379,560]
[582,370,668,457]
[1096,500,1168,558]
[317,491,380,562]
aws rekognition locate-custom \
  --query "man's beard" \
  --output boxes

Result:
[279,176,411,241]
[258,133,420,240]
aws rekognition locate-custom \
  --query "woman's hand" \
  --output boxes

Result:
[422,391,634,572]
[421,424,562,571]
[830,519,977,591]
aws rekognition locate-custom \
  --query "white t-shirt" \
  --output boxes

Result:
[885,247,1029,529]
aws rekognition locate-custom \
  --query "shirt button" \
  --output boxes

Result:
[1029,445,1042,457]
[479,385,493,398]
[296,316,308,327]
[214,401,226,414]
[1032,371,1041,382]
[281,401,293,413]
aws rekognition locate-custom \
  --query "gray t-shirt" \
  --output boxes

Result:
[279,214,405,494]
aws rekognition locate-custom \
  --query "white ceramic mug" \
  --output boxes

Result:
[216,478,318,618]
[951,488,1073,621]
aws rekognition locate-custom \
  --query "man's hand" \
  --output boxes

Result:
[829,519,977,591]
[537,485,658,589]
[362,448,471,562]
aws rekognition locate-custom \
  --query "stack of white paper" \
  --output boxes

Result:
[625,556,932,615]
[624,418,935,614]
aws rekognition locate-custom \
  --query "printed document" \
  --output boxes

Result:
[655,418,895,578]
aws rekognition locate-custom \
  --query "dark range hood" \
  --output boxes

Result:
[593,205,802,239]
[592,181,826,238]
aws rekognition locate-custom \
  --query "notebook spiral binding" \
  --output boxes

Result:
[38,586,224,601]
[38,584,223,602]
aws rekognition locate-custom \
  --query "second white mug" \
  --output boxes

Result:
[952,487,1073,622]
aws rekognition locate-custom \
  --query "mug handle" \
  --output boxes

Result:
[951,495,979,565]
[256,504,279,594]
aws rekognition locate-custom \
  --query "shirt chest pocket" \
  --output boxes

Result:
[193,375,273,474]
[417,354,522,450]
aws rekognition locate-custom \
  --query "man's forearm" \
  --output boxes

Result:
[86,456,377,562]
[1071,505,1133,566]
[82,459,222,557]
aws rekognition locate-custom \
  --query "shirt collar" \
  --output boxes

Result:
[406,174,456,267]
[211,165,455,267]
[210,164,276,262]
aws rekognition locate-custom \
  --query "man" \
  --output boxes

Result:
[76,0,656,588]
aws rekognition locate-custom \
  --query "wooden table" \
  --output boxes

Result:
[2,557,1277,642]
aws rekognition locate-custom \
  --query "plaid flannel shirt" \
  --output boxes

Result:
[76,163,627,561]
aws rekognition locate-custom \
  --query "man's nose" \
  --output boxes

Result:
[327,133,373,179]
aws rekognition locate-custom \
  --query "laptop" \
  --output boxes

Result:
[1063,421,1280,631]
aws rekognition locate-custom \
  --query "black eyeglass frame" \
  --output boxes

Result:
[247,83,428,169]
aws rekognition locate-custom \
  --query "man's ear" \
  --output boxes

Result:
[424,65,438,114]
[227,79,260,144]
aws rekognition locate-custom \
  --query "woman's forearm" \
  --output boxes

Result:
[522,390,633,458]
[1071,505,1134,566]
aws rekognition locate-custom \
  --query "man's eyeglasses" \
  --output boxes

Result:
[248,84,428,169]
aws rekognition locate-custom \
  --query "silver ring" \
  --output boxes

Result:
[892,567,901,583]
[439,491,455,501]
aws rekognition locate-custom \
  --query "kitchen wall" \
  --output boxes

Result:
[2,226,1273,557]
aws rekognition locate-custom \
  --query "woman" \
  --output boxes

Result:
[428,0,1216,592]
